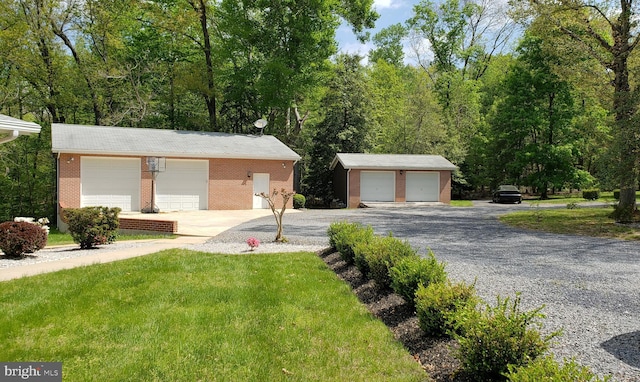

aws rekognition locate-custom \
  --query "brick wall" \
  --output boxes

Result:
[57,153,296,215]
[119,217,177,234]
[439,171,452,204]
[209,158,295,209]
[345,169,452,208]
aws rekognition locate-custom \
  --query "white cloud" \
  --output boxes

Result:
[374,0,404,10]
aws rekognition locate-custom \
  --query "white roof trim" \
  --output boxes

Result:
[330,153,457,171]
[0,114,41,144]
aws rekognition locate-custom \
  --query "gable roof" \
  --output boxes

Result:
[330,153,457,171]
[0,114,41,144]
[51,124,301,161]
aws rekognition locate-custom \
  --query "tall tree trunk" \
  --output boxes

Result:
[51,26,102,125]
[610,8,638,216]
[191,0,217,131]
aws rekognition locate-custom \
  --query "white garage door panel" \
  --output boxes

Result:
[156,159,208,211]
[81,157,140,211]
[360,171,395,202]
[406,172,439,202]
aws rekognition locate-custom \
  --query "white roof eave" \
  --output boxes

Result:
[0,115,41,144]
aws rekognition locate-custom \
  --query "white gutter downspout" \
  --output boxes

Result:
[0,130,20,144]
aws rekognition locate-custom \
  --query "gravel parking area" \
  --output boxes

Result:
[1,202,637,380]
[213,202,640,381]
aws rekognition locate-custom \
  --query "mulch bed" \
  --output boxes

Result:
[318,249,474,382]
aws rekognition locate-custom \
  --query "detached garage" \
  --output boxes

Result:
[52,124,300,226]
[330,153,457,208]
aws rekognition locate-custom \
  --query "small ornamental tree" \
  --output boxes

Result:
[0,221,48,258]
[256,189,295,242]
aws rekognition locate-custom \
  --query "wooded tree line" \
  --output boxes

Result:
[1,0,639,221]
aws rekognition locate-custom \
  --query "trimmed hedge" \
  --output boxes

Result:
[454,294,558,381]
[353,235,416,290]
[415,281,478,337]
[65,206,121,249]
[327,221,374,264]
[505,356,609,382]
[0,221,47,258]
[582,189,600,200]
[293,194,306,209]
[389,252,447,308]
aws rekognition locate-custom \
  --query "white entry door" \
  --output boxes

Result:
[253,173,270,209]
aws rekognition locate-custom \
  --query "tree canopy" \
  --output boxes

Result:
[1,0,639,220]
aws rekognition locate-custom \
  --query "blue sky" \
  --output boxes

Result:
[335,0,422,62]
[334,0,517,65]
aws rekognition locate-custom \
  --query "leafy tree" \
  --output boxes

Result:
[369,62,448,155]
[488,35,585,197]
[303,55,373,203]
[522,0,640,217]
[369,23,408,67]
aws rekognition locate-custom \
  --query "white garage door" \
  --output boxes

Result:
[406,172,440,202]
[81,157,141,211]
[360,171,395,202]
[156,159,208,211]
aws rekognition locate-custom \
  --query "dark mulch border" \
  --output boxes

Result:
[318,249,474,382]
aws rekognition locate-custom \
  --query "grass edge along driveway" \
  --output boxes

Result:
[0,249,426,382]
[499,207,640,241]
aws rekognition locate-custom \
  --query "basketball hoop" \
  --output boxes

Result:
[142,157,166,213]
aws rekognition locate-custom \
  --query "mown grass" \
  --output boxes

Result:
[451,200,474,207]
[46,227,175,246]
[523,191,639,205]
[499,207,640,241]
[0,250,426,381]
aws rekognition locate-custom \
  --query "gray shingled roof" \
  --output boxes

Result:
[330,153,457,171]
[51,124,301,161]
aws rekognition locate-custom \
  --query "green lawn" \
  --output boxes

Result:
[499,207,640,241]
[0,250,426,381]
[46,227,175,246]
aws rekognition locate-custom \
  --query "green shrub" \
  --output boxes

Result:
[613,190,620,200]
[353,235,416,289]
[389,251,447,307]
[292,194,306,209]
[0,221,47,258]
[415,280,478,337]
[327,221,374,264]
[582,189,600,200]
[65,206,121,249]
[353,240,372,276]
[505,356,610,382]
[566,202,579,210]
[455,294,559,381]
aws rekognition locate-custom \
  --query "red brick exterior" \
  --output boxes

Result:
[346,169,452,208]
[119,218,177,234]
[209,158,295,210]
[57,154,296,212]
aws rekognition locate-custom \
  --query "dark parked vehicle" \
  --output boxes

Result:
[492,185,522,204]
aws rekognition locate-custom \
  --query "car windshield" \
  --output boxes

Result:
[498,185,519,192]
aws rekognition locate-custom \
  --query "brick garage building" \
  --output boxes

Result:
[330,153,457,208]
[52,124,300,226]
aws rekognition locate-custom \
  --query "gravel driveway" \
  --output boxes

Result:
[213,202,640,381]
